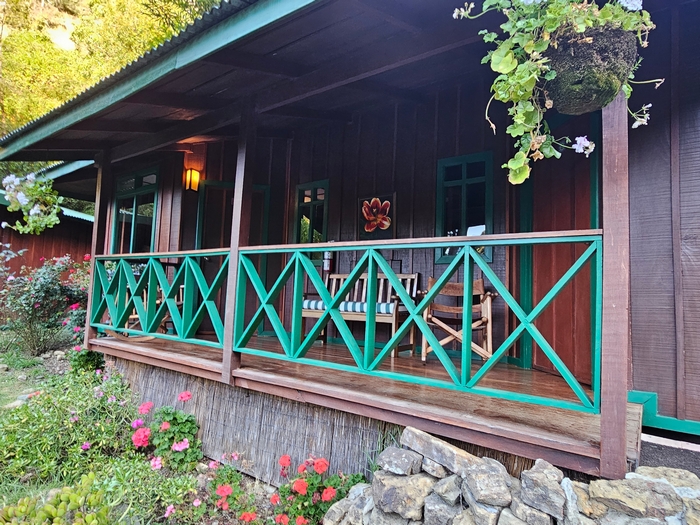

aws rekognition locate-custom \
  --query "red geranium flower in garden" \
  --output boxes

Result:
[216,498,230,510]
[296,517,308,525]
[313,458,329,474]
[216,484,233,497]
[138,401,154,415]
[321,486,337,502]
[292,479,308,495]
[131,427,151,448]
[275,515,289,525]
[177,390,192,402]
[362,197,391,233]
[270,494,280,505]
[240,512,257,522]
[279,455,291,467]
[160,421,170,432]
[297,464,306,474]
[83,254,91,261]
[69,303,81,310]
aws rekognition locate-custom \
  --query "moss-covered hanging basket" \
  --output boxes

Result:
[545,28,638,116]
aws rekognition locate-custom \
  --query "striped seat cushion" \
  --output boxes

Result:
[302,299,395,315]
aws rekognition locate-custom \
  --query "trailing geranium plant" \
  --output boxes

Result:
[274,455,365,525]
[454,0,662,184]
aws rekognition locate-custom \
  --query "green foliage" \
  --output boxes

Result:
[0,369,136,483]
[69,349,105,373]
[0,472,112,525]
[455,0,657,184]
[142,0,220,35]
[0,255,86,355]
[149,406,204,471]
[1,174,63,234]
[0,347,40,369]
[277,457,365,525]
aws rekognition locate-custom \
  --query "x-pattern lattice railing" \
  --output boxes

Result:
[91,250,229,348]
[234,231,603,413]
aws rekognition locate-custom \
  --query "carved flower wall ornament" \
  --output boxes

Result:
[362,198,392,233]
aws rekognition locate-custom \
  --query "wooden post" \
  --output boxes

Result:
[84,151,114,347]
[600,92,630,479]
[222,102,257,383]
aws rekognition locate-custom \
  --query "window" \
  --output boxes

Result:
[112,170,158,254]
[436,153,493,263]
[295,180,328,263]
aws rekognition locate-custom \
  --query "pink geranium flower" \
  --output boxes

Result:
[164,505,175,518]
[132,427,151,448]
[131,419,144,429]
[151,456,162,470]
[160,421,171,432]
[172,438,190,452]
[69,303,81,311]
[177,390,192,402]
[138,401,154,415]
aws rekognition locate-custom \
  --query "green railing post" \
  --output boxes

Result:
[364,250,378,370]
[461,248,474,386]
[290,253,305,356]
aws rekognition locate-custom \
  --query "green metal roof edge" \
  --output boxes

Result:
[0,0,318,161]
[43,160,95,180]
[0,190,94,222]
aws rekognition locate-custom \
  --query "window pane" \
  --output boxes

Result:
[133,193,155,253]
[302,189,312,203]
[116,177,136,193]
[443,185,462,236]
[116,198,134,254]
[466,181,486,235]
[312,204,324,243]
[141,173,157,186]
[316,187,325,201]
[444,165,462,182]
[467,161,486,180]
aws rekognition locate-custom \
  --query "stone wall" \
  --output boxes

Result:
[325,427,700,525]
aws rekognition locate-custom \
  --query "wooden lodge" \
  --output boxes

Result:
[0,0,698,480]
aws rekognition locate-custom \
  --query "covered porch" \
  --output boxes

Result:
[0,0,645,477]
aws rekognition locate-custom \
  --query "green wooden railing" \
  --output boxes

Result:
[90,249,230,348]
[234,231,603,413]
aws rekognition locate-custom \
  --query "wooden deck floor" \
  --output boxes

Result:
[90,335,642,476]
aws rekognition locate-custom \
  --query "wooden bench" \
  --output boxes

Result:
[302,272,420,354]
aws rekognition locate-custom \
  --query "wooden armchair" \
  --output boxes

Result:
[420,277,496,362]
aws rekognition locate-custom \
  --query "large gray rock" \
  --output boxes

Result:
[598,512,665,525]
[589,479,683,519]
[463,460,512,507]
[497,509,527,525]
[423,458,450,479]
[342,485,374,525]
[627,467,700,499]
[462,484,501,525]
[377,447,424,476]
[453,511,476,525]
[510,491,552,525]
[424,493,462,525]
[520,460,565,520]
[369,508,409,525]
[483,458,515,488]
[571,482,608,519]
[561,478,579,525]
[373,471,437,520]
[326,498,353,525]
[349,484,373,501]
[433,475,462,506]
[400,428,481,476]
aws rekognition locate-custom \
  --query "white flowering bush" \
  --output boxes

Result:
[454,0,661,183]
[2,173,63,234]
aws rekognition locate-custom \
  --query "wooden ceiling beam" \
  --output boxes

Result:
[71,120,169,134]
[266,107,352,122]
[111,101,242,162]
[4,151,98,161]
[124,91,230,111]
[201,51,312,78]
[351,79,428,104]
[256,23,481,113]
[349,0,424,34]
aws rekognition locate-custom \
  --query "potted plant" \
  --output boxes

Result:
[454,0,662,184]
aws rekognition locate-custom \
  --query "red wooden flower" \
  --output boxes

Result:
[362,198,392,233]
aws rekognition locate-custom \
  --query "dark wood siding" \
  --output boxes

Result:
[0,208,93,274]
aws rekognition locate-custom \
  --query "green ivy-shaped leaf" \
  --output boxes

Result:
[490,46,518,74]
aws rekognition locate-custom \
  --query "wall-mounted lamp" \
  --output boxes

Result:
[184,168,201,191]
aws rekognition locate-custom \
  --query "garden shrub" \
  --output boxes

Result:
[0,255,88,356]
[0,368,135,484]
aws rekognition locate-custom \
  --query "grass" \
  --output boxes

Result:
[0,473,63,507]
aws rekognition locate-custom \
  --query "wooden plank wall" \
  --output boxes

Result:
[628,3,700,423]
[0,209,93,274]
[278,82,510,347]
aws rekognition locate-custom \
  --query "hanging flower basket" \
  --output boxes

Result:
[545,28,638,115]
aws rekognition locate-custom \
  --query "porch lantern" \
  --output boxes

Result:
[184,168,201,191]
